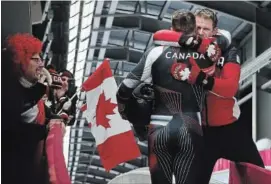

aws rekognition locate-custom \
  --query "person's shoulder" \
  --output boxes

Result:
[36,82,48,92]
[147,45,165,53]
[144,45,165,59]
[217,45,241,68]
[225,45,241,65]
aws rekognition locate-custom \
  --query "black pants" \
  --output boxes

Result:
[199,121,265,184]
[148,114,204,184]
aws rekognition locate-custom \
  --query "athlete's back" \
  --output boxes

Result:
[151,45,214,115]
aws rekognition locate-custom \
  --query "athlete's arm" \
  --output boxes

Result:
[116,46,164,119]
[215,29,232,52]
[196,29,232,62]
[204,47,241,98]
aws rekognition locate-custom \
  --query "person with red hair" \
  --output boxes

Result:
[2,33,64,184]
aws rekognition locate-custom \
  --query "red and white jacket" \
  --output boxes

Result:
[205,46,241,126]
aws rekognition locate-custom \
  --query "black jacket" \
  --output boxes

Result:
[2,50,50,183]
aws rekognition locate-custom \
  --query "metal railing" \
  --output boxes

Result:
[238,45,271,141]
[240,47,271,83]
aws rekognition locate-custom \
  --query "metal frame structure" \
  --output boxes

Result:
[64,1,271,183]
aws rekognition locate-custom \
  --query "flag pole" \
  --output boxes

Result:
[57,88,81,115]
[58,58,111,115]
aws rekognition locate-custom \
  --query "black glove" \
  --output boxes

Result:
[126,83,154,127]
[133,125,148,142]
[178,33,202,50]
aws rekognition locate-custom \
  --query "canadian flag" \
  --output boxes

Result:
[81,58,141,171]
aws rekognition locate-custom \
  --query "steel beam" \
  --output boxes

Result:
[261,1,271,7]
[41,0,52,22]
[88,45,127,49]
[97,0,119,61]
[144,0,171,51]
[42,15,53,43]
[94,12,142,18]
[237,92,252,106]
[240,47,271,82]
[238,31,252,48]
[261,80,271,90]
[232,22,248,39]
[252,23,257,142]
[158,0,171,20]
[92,27,140,32]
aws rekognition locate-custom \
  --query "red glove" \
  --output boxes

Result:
[179,34,222,63]
[171,57,213,86]
[171,62,190,81]
[198,38,222,63]
[188,58,215,90]
[187,57,203,84]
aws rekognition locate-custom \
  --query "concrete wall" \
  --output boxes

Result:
[1,1,32,42]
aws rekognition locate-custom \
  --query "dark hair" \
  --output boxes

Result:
[194,8,218,28]
[60,69,74,79]
[171,10,196,34]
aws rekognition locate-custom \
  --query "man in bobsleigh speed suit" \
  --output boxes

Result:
[157,8,265,184]
[117,10,223,184]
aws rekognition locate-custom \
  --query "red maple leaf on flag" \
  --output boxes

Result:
[96,92,117,129]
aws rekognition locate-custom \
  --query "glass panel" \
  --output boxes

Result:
[81,14,93,29]
[80,27,91,40]
[68,38,77,52]
[70,2,80,17]
[67,61,74,71]
[67,50,76,62]
[78,40,89,52]
[69,26,78,41]
[75,78,82,87]
[83,1,95,16]
[76,59,86,71]
[75,69,84,80]
[69,14,79,29]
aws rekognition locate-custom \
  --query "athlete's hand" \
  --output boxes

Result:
[171,62,190,81]
[198,39,221,63]
[187,57,203,84]
[178,33,201,49]
[171,58,206,85]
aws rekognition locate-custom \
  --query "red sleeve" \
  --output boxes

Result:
[211,62,240,98]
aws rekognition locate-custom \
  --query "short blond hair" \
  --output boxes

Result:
[195,8,218,28]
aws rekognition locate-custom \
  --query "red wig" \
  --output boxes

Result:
[5,33,43,73]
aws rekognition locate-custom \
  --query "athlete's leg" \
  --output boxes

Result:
[196,126,220,184]
[220,121,264,167]
[148,124,173,184]
[172,114,204,184]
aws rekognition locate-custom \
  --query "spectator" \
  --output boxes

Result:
[2,33,64,184]
[55,69,78,126]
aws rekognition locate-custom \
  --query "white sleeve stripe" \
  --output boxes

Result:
[123,78,140,88]
[21,104,39,123]
[217,29,232,45]
[141,46,164,81]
